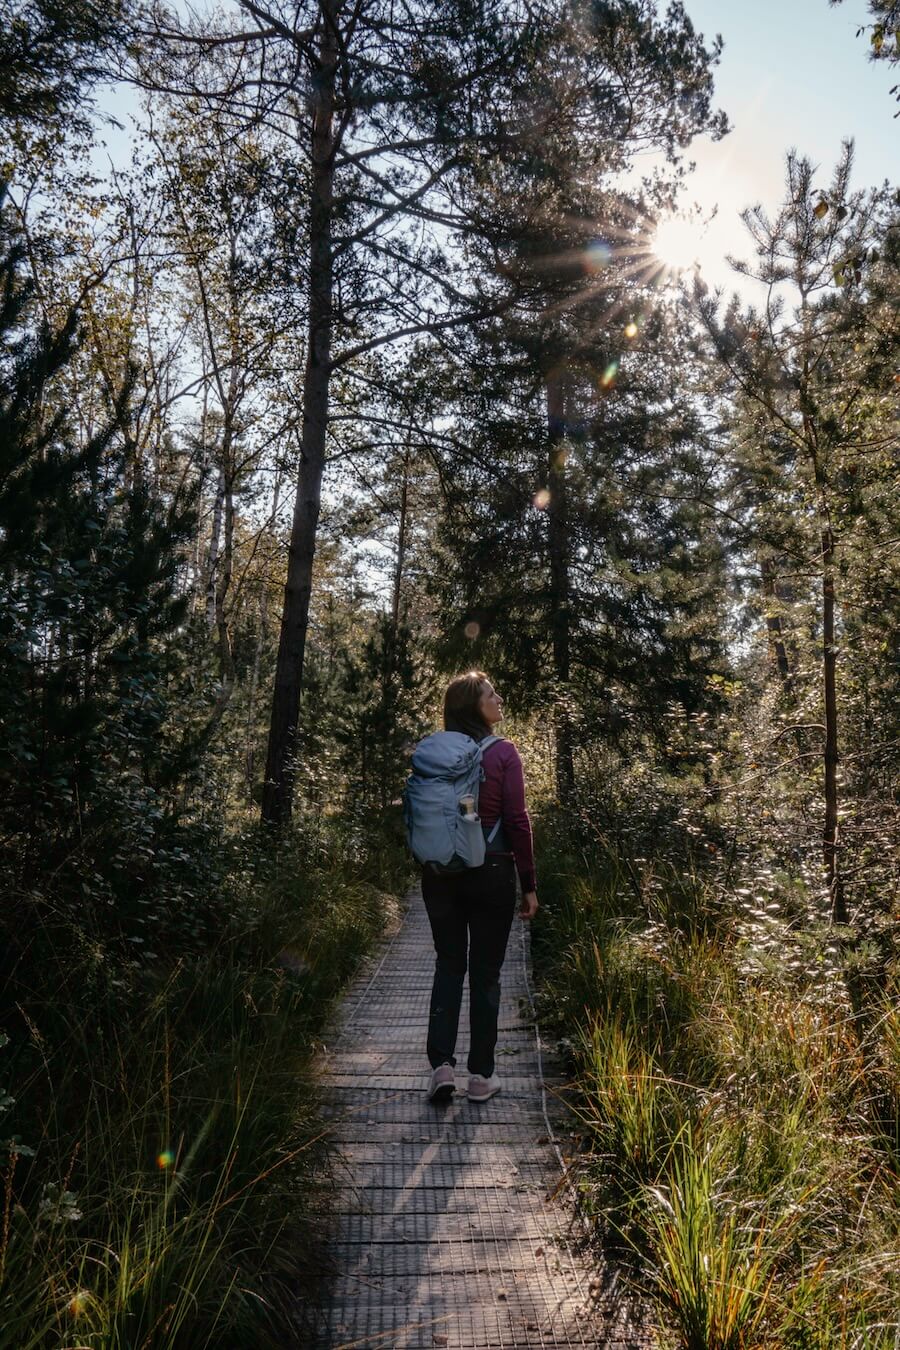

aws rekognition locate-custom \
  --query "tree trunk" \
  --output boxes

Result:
[547,370,575,804]
[193,376,210,597]
[211,307,242,701]
[246,475,279,800]
[214,472,236,693]
[391,443,411,631]
[261,6,338,826]
[245,589,266,800]
[821,520,845,922]
[809,426,846,924]
[760,555,791,684]
[206,464,225,629]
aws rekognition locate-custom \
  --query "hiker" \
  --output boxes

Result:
[409,670,539,1103]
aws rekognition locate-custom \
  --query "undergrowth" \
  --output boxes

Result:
[0,807,410,1348]
[533,820,900,1349]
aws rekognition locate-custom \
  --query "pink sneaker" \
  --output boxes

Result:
[467,1072,501,1102]
[427,1063,456,1102]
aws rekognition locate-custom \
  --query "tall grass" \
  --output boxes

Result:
[534,825,900,1349]
[0,815,410,1347]
[643,1127,785,1350]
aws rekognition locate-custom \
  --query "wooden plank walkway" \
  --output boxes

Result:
[299,887,650,1349]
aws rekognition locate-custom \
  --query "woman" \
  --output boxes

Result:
[423,671,539,1103]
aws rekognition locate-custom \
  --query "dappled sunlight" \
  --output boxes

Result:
[2,0,896,1344]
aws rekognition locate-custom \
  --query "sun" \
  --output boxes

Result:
[653,214,700,274]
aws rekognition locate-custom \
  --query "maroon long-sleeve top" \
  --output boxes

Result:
[478,739,536,893]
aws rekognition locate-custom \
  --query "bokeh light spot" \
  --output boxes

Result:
[624,321,638,339]
[533,489,550,510]
[463,621,480,640]
[68,1291,91,1318]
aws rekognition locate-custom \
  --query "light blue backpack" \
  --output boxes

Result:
[403,732,502,872]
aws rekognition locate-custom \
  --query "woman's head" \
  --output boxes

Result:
[443,671,504,741]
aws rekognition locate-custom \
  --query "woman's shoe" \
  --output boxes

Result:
[467,1072,501,1102]
[427,1063,456,1102]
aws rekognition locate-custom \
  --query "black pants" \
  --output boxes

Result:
[422,854,517,1078]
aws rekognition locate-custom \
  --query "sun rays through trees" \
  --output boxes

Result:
[0,0,897,1345]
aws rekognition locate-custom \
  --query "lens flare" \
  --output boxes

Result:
[583,240,612,274]
[533,489,550,510]
[67,1291,91,1318]
[157,1150,174,1170]
[463,621,480,640]
[600,361,619,389]
[624,321,638,339]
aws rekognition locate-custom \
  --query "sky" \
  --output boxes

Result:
[93,2,897,295]
[661,0,898,294]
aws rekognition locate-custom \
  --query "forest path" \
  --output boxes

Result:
[299,887,650,1349]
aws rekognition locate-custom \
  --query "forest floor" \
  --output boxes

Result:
[296,886,650,1349]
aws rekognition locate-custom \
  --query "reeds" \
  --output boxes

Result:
[0,822,408,1347]
[536,835,900,1348]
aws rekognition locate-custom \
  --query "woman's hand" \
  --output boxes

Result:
[519,890,539,920]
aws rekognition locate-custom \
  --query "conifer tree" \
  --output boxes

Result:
[0,0,131,133]
[699,146,900,923]
[0,188,197,983]
[338,616,429,810]
[830,0,900,97]
[416,3,729,801]
[141,0,726,823]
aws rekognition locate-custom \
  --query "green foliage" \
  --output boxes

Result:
[0,0,131,135]
[699,147,900,928]
[428,324,730,739]
[0,822,404,1348]
[0,188,215,990]
[336,616,430,809]
[0,157,414,1343]
[426,132,731,748]
[579,1015,688,1210]
[830,1,900,86]
[0,0,896,1343]
[534,798,900,1347]
[644,1126,787,1350]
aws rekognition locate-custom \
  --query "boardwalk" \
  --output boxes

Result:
[301,888,649,1349]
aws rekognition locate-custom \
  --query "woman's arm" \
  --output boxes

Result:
[499,743,537,905]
